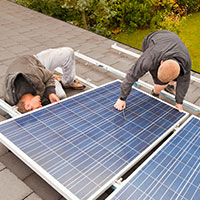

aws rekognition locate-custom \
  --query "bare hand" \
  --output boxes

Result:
[114,98,126,110]
[176,103,183,112]
[49,93,60,104]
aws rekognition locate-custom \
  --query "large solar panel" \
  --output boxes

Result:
[0,80,187,200]
[107,115,200,200]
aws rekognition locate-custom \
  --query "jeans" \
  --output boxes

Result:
[34,47,76,99]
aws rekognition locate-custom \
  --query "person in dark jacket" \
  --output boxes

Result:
[4,47,85,113]
[114,30,191,112]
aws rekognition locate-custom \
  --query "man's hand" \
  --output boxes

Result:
[49,93,60,104]
[114,98,126,110]
[176,103,183,112]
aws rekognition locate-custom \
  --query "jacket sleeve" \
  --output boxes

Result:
[34,57,56,97]
[119,53,153,100]
[175,72,190,104]
[42,70,56,98]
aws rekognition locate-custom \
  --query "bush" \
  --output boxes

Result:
[15,0,200,37]
[177,0,200,13]
[15,0,69,21]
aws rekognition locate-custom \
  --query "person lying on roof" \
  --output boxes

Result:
[114,30,191,112]
[4,47,85,113]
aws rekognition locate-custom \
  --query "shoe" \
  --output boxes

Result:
[151,90,159,98]
[62,78,86,90]
[164,85,175,95]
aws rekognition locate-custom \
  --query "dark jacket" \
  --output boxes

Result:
[4,55,55,105]
[119,30,191,104]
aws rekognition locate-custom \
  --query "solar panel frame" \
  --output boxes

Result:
[106,115,200,200]
[0,80,189,200]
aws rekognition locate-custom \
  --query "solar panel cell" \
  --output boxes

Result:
[0,80,188,200]
[108,116,200,200]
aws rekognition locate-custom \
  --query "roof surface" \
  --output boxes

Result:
[0,1,200,200]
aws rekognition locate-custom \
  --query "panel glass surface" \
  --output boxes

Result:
[0,81,186,200]
[109,116,200,200]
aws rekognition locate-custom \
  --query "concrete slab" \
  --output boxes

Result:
[0,152,34,180]
[24,193,43,200]
[0,168,32,200]
[0,1,200,200]
[0,161,5,170]
[24,173,62,200]
[0,143,8,156]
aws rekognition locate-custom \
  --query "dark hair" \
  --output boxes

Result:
[17,100,29,114]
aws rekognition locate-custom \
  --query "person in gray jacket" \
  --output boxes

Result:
[114,30,191,112]
[4,47,85,113]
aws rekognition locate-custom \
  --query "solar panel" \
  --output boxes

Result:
[0,80,188,200]
[107,115,200,200]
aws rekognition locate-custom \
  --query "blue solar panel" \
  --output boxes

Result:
[108,115,200,200]
[0,80,187,200]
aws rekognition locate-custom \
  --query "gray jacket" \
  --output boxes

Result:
[120,30,191,104]
[4,55,55,105]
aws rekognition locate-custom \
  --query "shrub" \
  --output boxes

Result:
[15,0,69,21]
[15,0,200,37]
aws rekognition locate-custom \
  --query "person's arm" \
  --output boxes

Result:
[175,72,190,112]
[119,53,153,100]
[41,67,57,99]
[42,70,61,103]
[114,53,153,110]
[44,85,60,104]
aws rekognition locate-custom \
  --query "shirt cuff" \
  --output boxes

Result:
[44,86,56,98]
[119,97,126,101]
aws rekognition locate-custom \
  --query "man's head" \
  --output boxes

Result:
[17,94,42,113]
[158,60,180,83]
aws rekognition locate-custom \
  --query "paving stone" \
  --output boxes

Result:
[85,50,106,60]
[0,33,9,41]
[22,30,44,39]
[98,54,119,66]
[194,96,200,106]
[24,173,62,200]
[0,50,16,60]
[0,63,8,78]
[188,82,199,93]
[0,143,8,157]
[192,72,200,79]
[84,70,106,82]
[76,43,98,53]
[17,40,41,48]
[0,113,7,121]
[59,197,67,200]
[31,45,50,54]
[24,193,43,200]
[185,88,200,103]
[6,44,30,54]
[112,60,132,73]
[0,38,18,48]
[0,1,200,200]
[95,76,118,86]
[191,80,200,88]
[0,82,5,99]
[75,61,91,75]
[0,161,6,171]
[76,45,95,54]
[0,152,34,180]
[0,168,32,200]
[1,56,16,66]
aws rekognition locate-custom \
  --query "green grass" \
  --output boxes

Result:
[179,12,200,73]
[113,12,200,73]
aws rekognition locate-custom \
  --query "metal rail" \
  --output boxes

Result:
[112,43,200,84]
[0,99,21,117]
[75,51,200,112]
